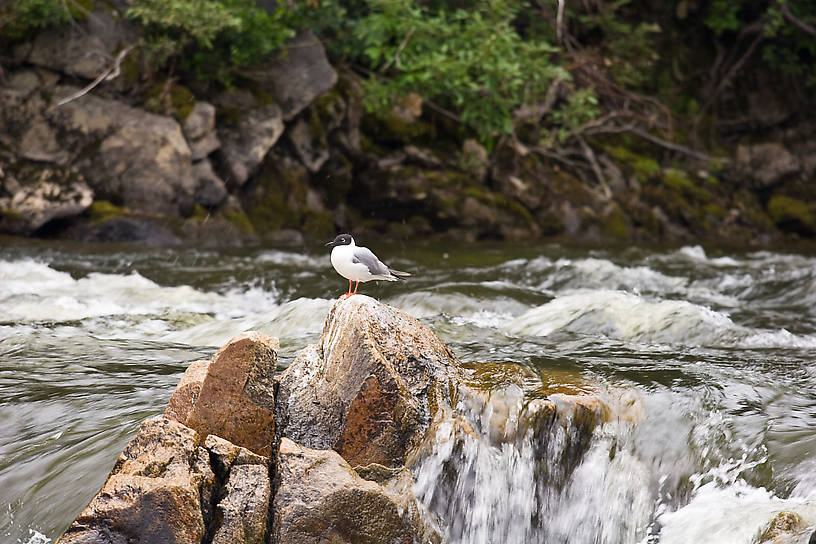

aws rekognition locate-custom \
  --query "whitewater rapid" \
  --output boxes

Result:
[2,243,816,543]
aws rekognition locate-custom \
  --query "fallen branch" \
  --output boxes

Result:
[57,44,136,107]
[625,126,711,161]
[780,2,816,37]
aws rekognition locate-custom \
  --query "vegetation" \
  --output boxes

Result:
[2,0,815,173]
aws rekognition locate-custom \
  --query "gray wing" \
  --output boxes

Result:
[352,246,391,276]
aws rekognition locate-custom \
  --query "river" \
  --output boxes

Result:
[1,239,816,543]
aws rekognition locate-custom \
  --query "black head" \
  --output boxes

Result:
[325,233,353,247]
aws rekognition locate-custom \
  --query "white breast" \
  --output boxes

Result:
[331,245,373,282]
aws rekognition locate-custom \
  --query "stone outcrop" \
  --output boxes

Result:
[60,418,215,544]
[165,332,278,457]
[0,85,196,217]
[60,298,639,544]
[274,438,441,544]
[276,295,462,467]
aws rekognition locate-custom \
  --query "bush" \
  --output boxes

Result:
[126,0,294,85]
[0,0,85,42]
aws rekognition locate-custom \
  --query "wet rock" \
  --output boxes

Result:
[277,296,462,467]
[247,31,338,121]
[273,437,441,544]
[67,216,183,245]
[735,143,801,189]
[0,165,92,235]
[192,159,228,207]
[165,332,278,457]
[218,103,284,186]
[60,417,214,544]
[758,511,804,543]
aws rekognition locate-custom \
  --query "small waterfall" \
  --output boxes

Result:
[412,383,653,543]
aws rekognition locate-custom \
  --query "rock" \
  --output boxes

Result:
[0,86,198,216]
[212,464,270,544]
[247,31,338,121]
[60,417,215,544]
[218,103,284,186]
[67,216,183,245]
[759,511,804,543]
[165,332,278,457]
[273,437,441,544]
[0,164,92,235]
[287,113,330,173]
[735,143,801,189]
[192,159,228,207]
[164,359,210,424]
[184,102,221,160]
[461,138,489,181]
[277,296,462,467]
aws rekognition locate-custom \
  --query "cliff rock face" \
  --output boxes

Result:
[58,297,629,544]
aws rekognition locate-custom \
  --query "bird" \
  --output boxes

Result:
[325,234,410,298]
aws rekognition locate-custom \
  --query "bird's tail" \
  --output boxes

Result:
[389,269,411,280]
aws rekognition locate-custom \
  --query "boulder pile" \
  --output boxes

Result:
[58,296,615,544]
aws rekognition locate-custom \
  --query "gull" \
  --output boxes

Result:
[325,234,410,298]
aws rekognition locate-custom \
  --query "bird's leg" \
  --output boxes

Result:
[341,279,352,299]
[352,281,359,295]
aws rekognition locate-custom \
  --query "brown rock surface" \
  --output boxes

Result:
[273,438,440,544]
[276,295,462,467]
[166,332,278,457]
[60,417,215,544]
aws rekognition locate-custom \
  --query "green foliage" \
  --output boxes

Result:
[0,0,88,42]
[127,0,294,85]
[704,1,741,35]
[342,0,581,145]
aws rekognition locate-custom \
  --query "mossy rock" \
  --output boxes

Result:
[224,209,256,234]
[661,168,711,202]
[767,195,816,234]
[86,200,125,223]
[606,146,660,181]
[143,81,195,120]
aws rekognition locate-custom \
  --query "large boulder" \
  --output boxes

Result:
[276,295,462,467]
[16,11,138,80]
[246,31,338,121]
[273,437,441,544]
[735,142,801,189]
[60,418,215,544]
[0,86,197,216]
[0,162,93,235]
[165,332,278,457]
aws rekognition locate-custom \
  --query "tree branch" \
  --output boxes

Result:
[57,45,136,107]
[780,1,816,37]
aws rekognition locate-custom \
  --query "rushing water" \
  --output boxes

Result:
[2,239,816,543]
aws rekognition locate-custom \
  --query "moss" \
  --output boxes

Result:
[702,203,726,218]
[87,200,124,222]
[600,207,629,239]
[224,210,255,234]
[190,204,210,221]
[606,146,660,180]
[301,210,334,238]
[662,168,710,202]
[768,195,816,230]
[170,84,196,122]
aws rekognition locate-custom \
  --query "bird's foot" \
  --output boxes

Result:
[340,293,355,300]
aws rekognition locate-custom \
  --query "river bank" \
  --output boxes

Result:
[1,3,815,248]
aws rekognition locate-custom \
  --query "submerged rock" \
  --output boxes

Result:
[276,295,462,467]
[273,437,440,544]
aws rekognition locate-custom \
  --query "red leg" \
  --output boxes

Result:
[341,279,352,299]
[352,281,359,294]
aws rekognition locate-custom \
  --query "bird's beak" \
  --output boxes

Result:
[325,241,336,247]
